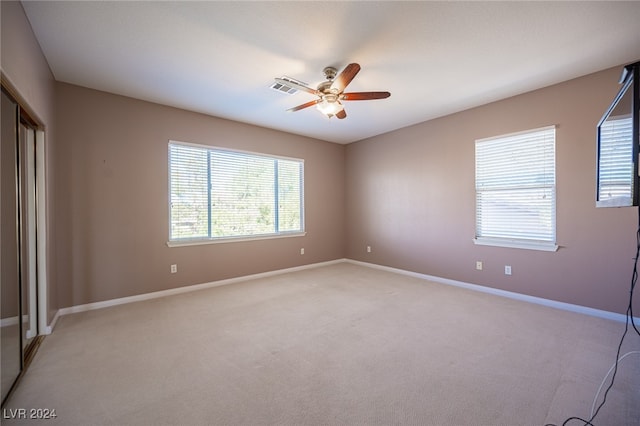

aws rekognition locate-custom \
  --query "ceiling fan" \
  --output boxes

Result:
[274,63,390,119]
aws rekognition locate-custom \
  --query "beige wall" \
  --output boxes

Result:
[1,0,58,322]
[346,65,638,315]
[54,83,346,307]
[5,1,638,316]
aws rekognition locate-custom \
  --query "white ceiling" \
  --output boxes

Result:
[22,1,640,144]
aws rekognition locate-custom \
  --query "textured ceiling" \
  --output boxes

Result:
[22,1,640,144]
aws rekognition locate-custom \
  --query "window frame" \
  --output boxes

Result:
[473,126,558,252]
[596,67,637,208]
[596,113,634,207]
[167,140,305,247]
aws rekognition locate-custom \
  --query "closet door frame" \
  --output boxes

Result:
[1,82,49,406]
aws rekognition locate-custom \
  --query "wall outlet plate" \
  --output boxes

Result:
[476,261,483,270]
[171,264,177,274]
[505,265,512,275]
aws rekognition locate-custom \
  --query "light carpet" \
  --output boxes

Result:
[3,262,639,425]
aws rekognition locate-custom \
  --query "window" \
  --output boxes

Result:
[596,63,637,208]
[474,126,557,251]
[168,141,304,245]
[597,115,634,206]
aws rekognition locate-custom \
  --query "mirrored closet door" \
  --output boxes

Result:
[1,88,41,406]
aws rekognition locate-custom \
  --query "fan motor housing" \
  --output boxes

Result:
[317,81,333,93]
[323,66,337,80]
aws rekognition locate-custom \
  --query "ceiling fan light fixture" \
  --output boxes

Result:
[316,94,343,117]
[276,63,389,119]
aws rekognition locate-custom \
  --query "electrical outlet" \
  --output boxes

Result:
[300,248,305,255]
[505,265,512,275]
[476,261,483,270]
[171,264,177,274]
[367,245,372,253]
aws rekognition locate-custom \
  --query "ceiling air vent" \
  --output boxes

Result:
[270,76,306,95]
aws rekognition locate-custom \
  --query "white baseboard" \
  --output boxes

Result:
[0,315,19,328]
[346,259,637,324]
[1,311,55,334]
[48,257,636,330]
[55,259,345,318]
[45,311,60,335]
[0,314,31,328]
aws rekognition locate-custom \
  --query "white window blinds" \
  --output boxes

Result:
[597,116,634,206]
[169,142,304,243]
[475,126,556,251]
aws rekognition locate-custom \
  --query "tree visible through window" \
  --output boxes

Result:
[169,142,304,242]
[474,126,557,251]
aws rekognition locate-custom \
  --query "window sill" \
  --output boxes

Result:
[167,231,306,247]
[473,237,558,252]
[596,196,634,208]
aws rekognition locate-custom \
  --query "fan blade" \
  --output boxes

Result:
[274,78,320,96]
[331,63,361,92]
[287,99,321,112]
[336,109,347,119]
[341,91,391,101]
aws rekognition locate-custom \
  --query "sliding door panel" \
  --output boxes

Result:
[19,123,38,349]
[1,90,22,404]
